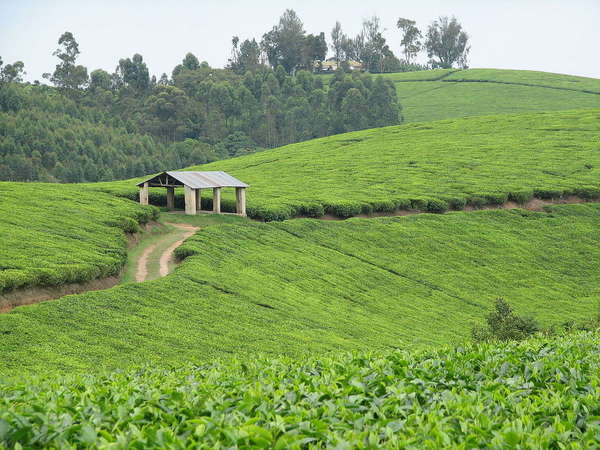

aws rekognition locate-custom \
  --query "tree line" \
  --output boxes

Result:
[0,10,470,183]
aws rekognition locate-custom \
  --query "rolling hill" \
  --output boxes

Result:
[378,68,600,123]
[97,109,600,221]
[1,203,599,373]
[2,68,600,448]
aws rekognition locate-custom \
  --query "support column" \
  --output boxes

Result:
[184,186,197,215]
[213,187,221,214]
[195,188,202,211]
[139,182,149,205]
[236,187,246,216]
[166,187,175,210]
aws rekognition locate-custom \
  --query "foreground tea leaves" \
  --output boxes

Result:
[1,332,599,448]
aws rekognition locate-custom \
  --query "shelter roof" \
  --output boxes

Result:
[137,171,249,189]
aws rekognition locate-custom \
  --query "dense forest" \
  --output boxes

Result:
[0,10,470,182]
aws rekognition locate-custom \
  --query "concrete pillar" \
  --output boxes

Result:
[236,187,246,216]
[139,182,149,205]
[166,187,175,210]
[184,186,196,215]
[213,187,221,214]
[195,188,202,211]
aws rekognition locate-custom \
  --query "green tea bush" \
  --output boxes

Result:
[467,196,487,208]
[325,201,363,218]
[426,199,449,213]
[508,190,534,204]
[370,200,396,213]
[297,202,325,218]
[1,332,599,448]
[482,192,509,205]
[410,198,429,210]
[534,188,563,199]
[574,186,600,200]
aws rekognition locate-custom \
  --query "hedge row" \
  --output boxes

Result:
[101,185,600,222]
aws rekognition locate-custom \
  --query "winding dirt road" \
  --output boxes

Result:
[135,223,199,282]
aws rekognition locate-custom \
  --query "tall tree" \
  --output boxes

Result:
[330,22,345,64]
[261,9,306,74]
[425,16,470,69]
[350,16,390,72]
[302,33,327,70]
[116,54,150,91]
[396,18,422,63]
[44,32,88,91]
[228,38,261,74]
[0,58,25,83]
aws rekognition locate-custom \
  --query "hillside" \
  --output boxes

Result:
[97,109,600,221]
[0,84,220,182]
[380,68,600,123]
[1,332,599,447]
[0,182,156,295]
[1,203,599,373]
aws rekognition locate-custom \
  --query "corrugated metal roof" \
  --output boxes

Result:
[137,171,249,188]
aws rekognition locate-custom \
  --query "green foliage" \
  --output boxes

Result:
[0,182,156,293]
[2,204,600,373]
[99,109,600,221]
[1,332,599,448]
[425,16,470,69]
[1,63,400,181]
[472,298,540,342]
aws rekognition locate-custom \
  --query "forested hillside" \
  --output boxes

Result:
[0,25,400,182]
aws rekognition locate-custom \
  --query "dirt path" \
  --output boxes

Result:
[135,223,199,282]
[158,224,199,277]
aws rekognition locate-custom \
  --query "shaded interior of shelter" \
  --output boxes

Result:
[137,171,248,216]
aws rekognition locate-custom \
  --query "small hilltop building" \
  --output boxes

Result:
[137,171,248,216]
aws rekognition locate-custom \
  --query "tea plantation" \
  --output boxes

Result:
[0,183,157,294]
[1,332,599,448]
[96,109,600,221]
[338,68,600,123]
[1,204,599,374]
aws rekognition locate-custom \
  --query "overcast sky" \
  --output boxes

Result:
[1,0,599,82]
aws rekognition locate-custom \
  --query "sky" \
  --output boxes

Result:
[1,0,599,82]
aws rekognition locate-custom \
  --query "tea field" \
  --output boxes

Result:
[96,109,600,221]
[1,203,599,374]
[0,183,157,294]
[394,80,600,123]
[382,68,600,123]
[1,331,599,448]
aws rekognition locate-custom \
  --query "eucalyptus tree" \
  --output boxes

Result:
[425,16,470,68]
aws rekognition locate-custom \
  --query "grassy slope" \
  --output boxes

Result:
[395,81,600,123]
[1,204,599,374]
[376,68,600,123]
[2,332,599,448]
[0,183,157,293]
[96,109,600,221]
[443,68,600,93]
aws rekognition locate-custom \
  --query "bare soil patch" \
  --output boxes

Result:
[0,275,120,313]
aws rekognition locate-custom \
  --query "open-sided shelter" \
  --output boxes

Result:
[137,171,249,216]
